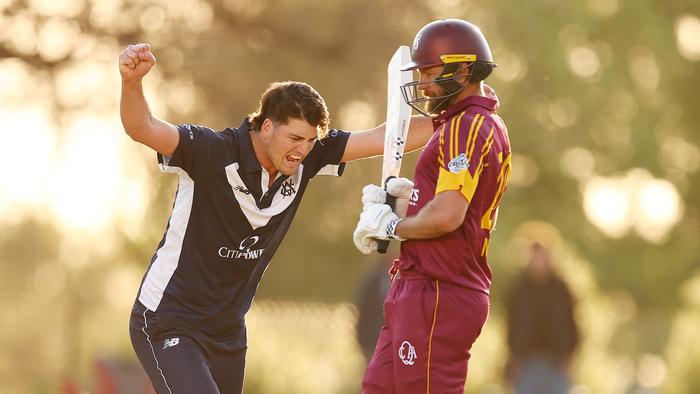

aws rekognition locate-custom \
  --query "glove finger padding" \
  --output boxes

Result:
[353,204,387,254]
[353,227,378,255]
[386,177,414,218]
[385,177,413,198]
[355,203,405,241]
[361,184,387,208]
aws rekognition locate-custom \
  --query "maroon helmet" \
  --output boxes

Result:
[400,19,496,116]
[402,19,494,71]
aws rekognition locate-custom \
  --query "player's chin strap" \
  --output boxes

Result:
[430,63,467,113]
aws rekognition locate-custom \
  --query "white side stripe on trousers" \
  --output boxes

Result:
[142,309,173,394]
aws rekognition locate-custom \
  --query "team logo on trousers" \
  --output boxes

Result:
[399,340,417,365]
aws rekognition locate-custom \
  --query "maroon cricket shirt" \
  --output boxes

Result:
[397,95,512,294]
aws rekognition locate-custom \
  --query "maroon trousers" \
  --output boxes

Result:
[363,270,489,394]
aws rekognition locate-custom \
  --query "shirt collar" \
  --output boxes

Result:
[236,118,264,173]
[432,95,499,127]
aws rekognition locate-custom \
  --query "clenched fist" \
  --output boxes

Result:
[119,43,157,82]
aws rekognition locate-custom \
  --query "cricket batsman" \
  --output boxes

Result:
[353,19,513,393]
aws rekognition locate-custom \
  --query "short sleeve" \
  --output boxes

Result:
[307,129,350,177]
[435,112,495,202]
[157,124,225,179]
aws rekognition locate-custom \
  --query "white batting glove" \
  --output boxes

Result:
[385,177,414,218]
[361,184,387,207]
[353,230,378,254]
[353,203,404,255]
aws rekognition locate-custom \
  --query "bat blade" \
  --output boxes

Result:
[381,45,413,188]
[378,46,413,254]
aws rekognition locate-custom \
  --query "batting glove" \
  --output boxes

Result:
[361,184,387,207]
[385,177,413,218]
[353,203,404,255]
[361,177,413,218]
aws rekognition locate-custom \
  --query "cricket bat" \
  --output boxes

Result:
[378,45,413,254]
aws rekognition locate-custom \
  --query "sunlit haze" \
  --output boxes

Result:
[583,169,683,242]
[0,59,148,233]
[676,14,700,61]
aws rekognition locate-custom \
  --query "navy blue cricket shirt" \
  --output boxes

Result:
[136,118,349,336]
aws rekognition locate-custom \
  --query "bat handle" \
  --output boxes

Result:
[378,176,397,254]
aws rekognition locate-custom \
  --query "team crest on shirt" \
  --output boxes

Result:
[280,179,296,197]
[399,340,417,366]
[448,153,469,173]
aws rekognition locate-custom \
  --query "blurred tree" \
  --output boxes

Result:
[1,0,699,392]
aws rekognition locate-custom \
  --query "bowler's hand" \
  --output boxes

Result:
[119,43,157,82]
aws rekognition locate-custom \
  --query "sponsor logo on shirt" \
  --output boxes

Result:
[399,340,417,366]
[408,188,419,206]
[448,153,469,173]
[218,236,265,261]
[233,185,251,195]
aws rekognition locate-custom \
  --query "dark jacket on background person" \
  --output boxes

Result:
[506,273,579,363]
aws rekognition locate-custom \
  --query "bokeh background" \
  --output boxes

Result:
[1,0,699,393]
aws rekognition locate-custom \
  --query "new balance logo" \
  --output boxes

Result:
[163,338,180,350]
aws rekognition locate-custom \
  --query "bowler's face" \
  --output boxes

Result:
[266,118,318,176]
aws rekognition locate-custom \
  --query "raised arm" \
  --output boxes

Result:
[119,43,179,156]
[340,115,434,162]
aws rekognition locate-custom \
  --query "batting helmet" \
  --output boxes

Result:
[400,19,496,115]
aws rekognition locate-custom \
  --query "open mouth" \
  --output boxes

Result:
[285,154,302,166]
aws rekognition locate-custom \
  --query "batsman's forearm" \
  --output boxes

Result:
[395,191,468,239]
[395,204,455,239]
[120,80,155,140]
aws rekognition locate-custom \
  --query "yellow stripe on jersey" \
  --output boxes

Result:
[462,114,476,160]
[479,127,495,163]
[481,237,489,257]
[448,116,457,161]
[465,114,483,163]
[438,123,446,167]
[451,111,466,159]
